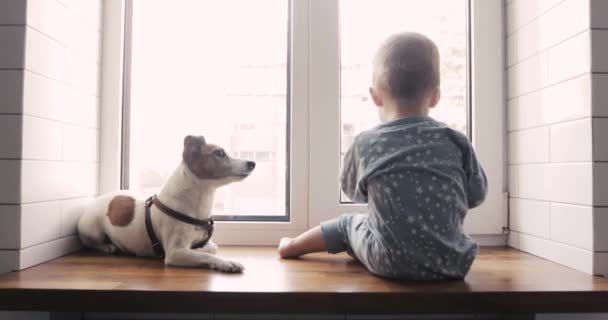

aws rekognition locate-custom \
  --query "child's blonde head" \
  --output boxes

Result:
[372,32,440,108]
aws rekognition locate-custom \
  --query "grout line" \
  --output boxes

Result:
[514,28,588,65]
[509,196,608,208]
[507,117,591,133]
[26,25,65,47]
[508,160,593,165]
[20,158,99,163]
[21,113,100,130]
[20,235,79,251]
[507,71,590,99]
[508,116,608,133]
[506,0,568,36]
[0,196,95,207]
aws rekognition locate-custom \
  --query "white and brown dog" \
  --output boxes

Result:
[77,135,255,273]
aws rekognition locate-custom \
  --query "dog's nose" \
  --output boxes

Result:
[247,161,256,170]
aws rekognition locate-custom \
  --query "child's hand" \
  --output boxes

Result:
[278,237,295,258]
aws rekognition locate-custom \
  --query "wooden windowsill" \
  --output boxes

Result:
[0,247,607,314]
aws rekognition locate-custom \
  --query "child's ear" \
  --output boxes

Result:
[429,87,441,109]
[369,87,383,107]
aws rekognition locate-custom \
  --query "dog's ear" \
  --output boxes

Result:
[183,135,206,157]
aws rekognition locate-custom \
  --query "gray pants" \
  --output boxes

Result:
[321,213,387,276]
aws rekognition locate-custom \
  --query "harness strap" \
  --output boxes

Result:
[144,195,214,257]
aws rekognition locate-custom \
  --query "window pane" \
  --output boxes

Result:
[340,0,468,201]
[128,0,288,217]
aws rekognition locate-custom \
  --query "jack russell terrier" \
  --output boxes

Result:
[77,135,255,273]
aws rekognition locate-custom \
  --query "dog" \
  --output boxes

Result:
[77,135,255,273]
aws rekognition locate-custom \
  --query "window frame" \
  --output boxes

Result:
[100,0,505,246]
[308,0,506,245]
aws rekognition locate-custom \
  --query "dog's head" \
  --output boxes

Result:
[182,135,255,186]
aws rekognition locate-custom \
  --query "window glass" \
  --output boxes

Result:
[340,0,468,201]
[128,0,289,217]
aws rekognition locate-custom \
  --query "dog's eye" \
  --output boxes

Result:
[214,150,226,159]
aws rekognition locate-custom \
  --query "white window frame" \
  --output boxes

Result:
[100,0,505,246]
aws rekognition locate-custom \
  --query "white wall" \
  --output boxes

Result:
[506,0,608,275]
[0,0,102,273]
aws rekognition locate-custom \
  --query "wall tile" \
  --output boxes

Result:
[60,162,98,199]
[591,0,608,28]
[518,0,589,62]
[62,125,98,162]
[591,30,608,72]
[24,27,66,81]
[547,31,590,85]
[508,230,520,249]
[22,115,63,160]
[519,233,593,274]
[551,203,593,250]
[507,0,563,35]
[65,48,99,96]
[0,205,20,249]
[514,164,550,201]
[516,91,543,129]
[64,13,101,63]
[0,160,20,204]
[20,161,98,203]
[20,160,64,203]
[19,235,80,269]
[1,0,102,272]
[593,118,608,161]
[26,0,67,43]
[20,201,61,248]
[0,70,23,114]
[508,51,548,97]
[0,115,22,158]
[547,163,593,205]
[0,26,26,68]
[22,70,66,121]
[595,207,608,252]
[593,74,608,117]
[509,198,550,238]
[60,197,90,237]
[541,74,591,124]
[594,162,608,206]
[508,126,549,164]
[508,165,520,197]
[60,0,102,34]
[550,118,592,162]
[0,0,27,25]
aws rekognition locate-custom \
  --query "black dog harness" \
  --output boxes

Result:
[144,195,214,257]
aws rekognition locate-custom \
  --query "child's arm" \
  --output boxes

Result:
[464,143,488,209]
[340,140,368,203]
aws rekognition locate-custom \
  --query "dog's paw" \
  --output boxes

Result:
[96,244,119,254]
[215,260,245,273]
[197,241,218,255]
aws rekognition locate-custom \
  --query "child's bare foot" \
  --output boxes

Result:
[278,237,296,258]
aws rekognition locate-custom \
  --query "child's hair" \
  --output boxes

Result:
[372,32,440,102]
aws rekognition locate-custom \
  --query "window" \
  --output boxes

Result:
[102,0,505,245]
[340,0,468,202]
[124,0,289,219]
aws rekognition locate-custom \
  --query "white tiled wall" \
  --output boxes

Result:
[0,0,102,273]
[507,0,608,275]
